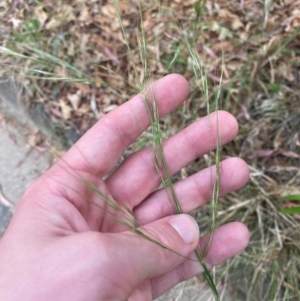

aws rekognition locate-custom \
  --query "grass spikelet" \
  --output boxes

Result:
[48,147,201,263]
[113,0,221,299]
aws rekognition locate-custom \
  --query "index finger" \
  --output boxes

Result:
[61,74,190,176]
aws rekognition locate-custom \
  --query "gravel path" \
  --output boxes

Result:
[0,78,52,236]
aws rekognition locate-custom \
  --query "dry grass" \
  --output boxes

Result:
[1,0,300,300]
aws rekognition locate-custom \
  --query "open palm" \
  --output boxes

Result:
[0,74,249,301]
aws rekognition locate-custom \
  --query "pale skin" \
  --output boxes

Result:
[0,74,250,301]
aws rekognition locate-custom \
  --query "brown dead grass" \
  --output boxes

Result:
[1,0,300,300]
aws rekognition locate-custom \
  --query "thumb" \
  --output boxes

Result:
[99,214,199,293]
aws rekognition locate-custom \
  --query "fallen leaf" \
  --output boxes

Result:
[203,45,218,59]
[9,17,22,29]
[59,99,72,120]
[259,36,281,57]
[219,9,244,30]
[34,6,48,27]
[254,149,275,158]
[67,91,82,111]
[280,151,300,159]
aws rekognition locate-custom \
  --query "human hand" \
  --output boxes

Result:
[0,74,249,301]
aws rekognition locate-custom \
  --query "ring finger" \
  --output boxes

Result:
[133,157,249,225]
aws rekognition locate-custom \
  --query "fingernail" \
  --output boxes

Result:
[169,214,199,244]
